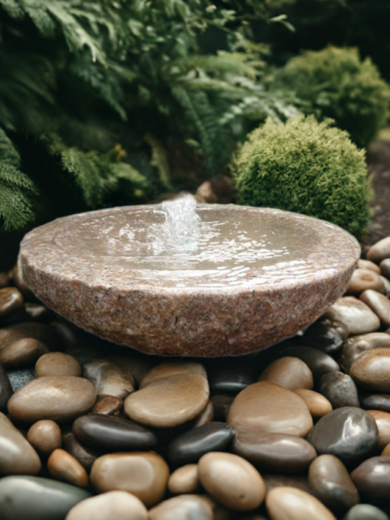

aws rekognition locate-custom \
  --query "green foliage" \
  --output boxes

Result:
[233,115,372,238]
[274,47,390,148]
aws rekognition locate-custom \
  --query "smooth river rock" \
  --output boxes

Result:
[318,372,359,409]
[167,422,235,467]
[367,410,390,449]
[208,364,256,395]
[0,287,24,319]
[7,376,96,423]
[168,464,200,495]
[62,431,98,472]
[360,392,390,413]
[140,362,207,388]
[72,413,158,451]
[267,486,336,520]
[306,407,378,467]
[308,455,360,513]
[360,290,390,326]
[350,349,390,392]
[258,357,313,390]
[343,504,390,520]
[91,452,170,507]
[324,297,380,335]
[357,259,381,274]
[0,364,13,412]
[274,346,339,380]
[367,236,390,264]
[27,419,62,456]
[149,495,213,520]
[351,456,390,505]
[92,396,123,415]
[233,432,317,473]
[0,475,90,520]
[35,352,82,378]
[0,337,49,369]
[381,259,390,279]
[210,394,234,421]
[346,269,385,295]
[303,318,348,356]
[48,448,89,488]
[339,333,390,374]
[124,372,209,428]
[198,452,265,511]
[228,382,313,439]
[83,358,135,400]
[0,412,41,475]
[292,389,332,420]
[66,491,148,520]
[0,321,58,351]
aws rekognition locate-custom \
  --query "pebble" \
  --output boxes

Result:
[208,364,256,395]
[92,396,123,415]
[35,352,82,378]
[318,372,360,408]
[367,236,390,264]
[274,346,339,380]
[258,357,313,390]
[48,448,89,487]
[324,297,380,335]
[339,333,390,373]
[191,400,214,428]
[0,411,41,475]
[124,372,209,428]
[6,366,35,391]
[66,491,148,520]
[350,349,390,392]
[303,318,348,355]
[73,414,158,451]
[233,432,317,473]
[27,419,62,456]
[292,389,332,420]
[0,321,58,351]
[266,486,336,520]
[380,259,390,279]
[0,271,10,288]
[367,410,390,449]
[360,392,390,413]
[90,452,170,507]
[0,337,49,369]
[198,452,265,511]
[306,407,378,467]
[140,362,207,388]
[263,472,313,495]
[7,376,96,423]
[360,290,390,326]
[351,456,390,505]
[346,269,385,295]
[62,431,98,472]
[168,465,200,494]
[83,358,135,400]
[110,354,154,387]
[0,364,13,412]
[167,422,235,467]
[381,275,390,294]
[210,394,234,421]
[308,455,360,513]
[343,504,390,520]
[0,475,90,520]
[149,495,213,520]
[228,381,313,439]
[0,287,24,319]
[357,259,381,274]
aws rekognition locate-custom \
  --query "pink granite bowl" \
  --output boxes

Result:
[19,205,360,356]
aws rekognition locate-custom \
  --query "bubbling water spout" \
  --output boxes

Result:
[160,194,200,251]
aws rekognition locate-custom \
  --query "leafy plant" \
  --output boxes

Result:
[232,115,372,238]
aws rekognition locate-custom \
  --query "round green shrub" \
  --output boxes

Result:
[276,47,390,148]
[232,115,372,238]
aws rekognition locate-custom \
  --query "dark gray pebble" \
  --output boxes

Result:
[318,371,360,409]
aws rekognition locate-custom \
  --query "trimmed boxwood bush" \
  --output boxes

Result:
[232,115,372,238]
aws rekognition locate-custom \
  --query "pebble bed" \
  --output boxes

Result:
[1,237,390,519]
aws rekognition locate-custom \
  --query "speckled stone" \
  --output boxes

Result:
[19,206,360,356]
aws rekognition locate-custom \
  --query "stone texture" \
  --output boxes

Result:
[168,465,200,495]
[66,491,148,520]
[367,237,390,264]
[47,449,89,488]
[324,297,380,335]
[360,392,390,413]
[7,376,96,423]
[258,357,313,390]
[140,362,206,388]
[346,269,385,295]
[27,419,62,457]
[306,407,378,467]
[124,372,209,428]
[149,495,213,520]
[35,352,81,378]
[308,455,359,513]
[19,206,360,356]
[318,372,360,409]
[266,486,336,520]
[83,358,135,399]
[198,452,265,511]
[350,349,390,392]
[0,337,49,369]
[351,457,390,505]
[360,290,390,326]
[302,318,348,356]
[0,475,90,520]
[292,389,332,420]
[367,410,390,449]
[90,452,170,507]
[0,412,41,475]
[339,333,390,374]
[228,382,313,439]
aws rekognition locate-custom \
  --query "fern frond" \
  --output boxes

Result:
[144,134,172,189]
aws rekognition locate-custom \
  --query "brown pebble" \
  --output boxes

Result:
[149,495,213,520]
[258,357,313,390]
[0,287,24,319]
[65,491,148,520]
[0,272,10,288]
[11,264,35,299]
[357,260,381,274]
[83,358,135,400]
[324,297,380,335]
[381,443,390,456]
[266,486,336,520]
[168,464,200,495]
[367,410,390,449]
[27,419,62,457]
[339,332,390,373]
[367,237,390,264]
[35,352,82,378]
[198,452,265,511]
[350,348,390,392]
[293,389,332,420]
[346,269,385,295]
[191,400,214,428]
[360,289,390,326]
[90,452,170,507]
[62,431,98,472]
[140,362,207,388]
[48,448,89,487]
[0,337,49,369]
[92,396,123,415]
[210,394,234,421]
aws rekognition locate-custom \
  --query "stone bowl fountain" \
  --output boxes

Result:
[19,198,360,356]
